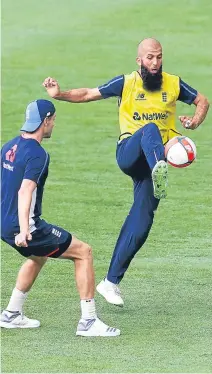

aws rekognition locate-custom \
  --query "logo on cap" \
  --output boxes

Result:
[26,109,30,120]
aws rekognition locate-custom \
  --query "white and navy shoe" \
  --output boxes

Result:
[152,160,168,199]
[96,279,124,307]
[0,310,40,329]
[76,317,120,337]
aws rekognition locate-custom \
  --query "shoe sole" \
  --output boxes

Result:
[76,330,120,337]
[152,160,168,199]
[0,321,40,329]
[96,284,124,307]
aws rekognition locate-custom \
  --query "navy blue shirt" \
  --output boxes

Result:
[1,136,49,237]
[98,74,197,104]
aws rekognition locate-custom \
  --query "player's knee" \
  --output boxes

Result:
[80,243,93,260]
[69,242,93,261]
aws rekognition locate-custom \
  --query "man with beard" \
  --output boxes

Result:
[43,38,209,307]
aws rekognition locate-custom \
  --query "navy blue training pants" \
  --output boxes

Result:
[107,123,165,284]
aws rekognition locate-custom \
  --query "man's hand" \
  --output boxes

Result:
[15,232,32,247]
[43,77,103,103]
[178,116,198,130]
[43,77,61,98]
[179,93,210,130]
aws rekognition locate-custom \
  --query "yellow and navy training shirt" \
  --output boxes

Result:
[98,71,197,144]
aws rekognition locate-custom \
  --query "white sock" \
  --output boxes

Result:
[105,278,115,286]
[6,287,28,313]
[80,298,97,320]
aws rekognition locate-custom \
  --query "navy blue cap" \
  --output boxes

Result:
[20,99,56,132]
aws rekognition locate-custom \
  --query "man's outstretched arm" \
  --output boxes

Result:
[43,75,124,103]
[43,77,103,103]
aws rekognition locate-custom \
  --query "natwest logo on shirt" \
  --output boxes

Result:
[3,162,14,171]
[133,111,169,121]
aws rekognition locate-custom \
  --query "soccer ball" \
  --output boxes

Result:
[164,136,197,168]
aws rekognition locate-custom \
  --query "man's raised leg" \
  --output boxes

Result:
[117,123,168,199]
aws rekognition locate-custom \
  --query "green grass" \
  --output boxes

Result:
[1,0,212,372]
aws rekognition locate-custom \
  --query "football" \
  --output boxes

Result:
[164,136,197,168]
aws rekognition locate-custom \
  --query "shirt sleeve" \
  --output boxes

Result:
[177,78,198,105]
[98,75,124,98]
[24,150,49,184]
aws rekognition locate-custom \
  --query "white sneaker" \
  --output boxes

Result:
[76,317,120,337]
[96,279,124,306]
[152,160,168,199]
[0,310,40,329]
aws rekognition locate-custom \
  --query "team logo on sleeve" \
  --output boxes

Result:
[5,144,18,163]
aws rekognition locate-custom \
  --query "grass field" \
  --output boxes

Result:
[1,0,212,373]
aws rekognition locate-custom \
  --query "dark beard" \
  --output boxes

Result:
[140,65,163,92]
